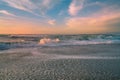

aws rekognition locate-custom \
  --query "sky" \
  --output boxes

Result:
[0,0,120,34]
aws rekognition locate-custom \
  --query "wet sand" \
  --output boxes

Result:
[0,44,120,80]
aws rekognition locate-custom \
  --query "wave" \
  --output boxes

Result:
[61,40,113,45]
[38,38,120,46]
[39,38,60,45]
[0,34,120,50]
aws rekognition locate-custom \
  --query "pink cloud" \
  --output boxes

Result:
[66,12,120,33]
[0,10,15,16]
[68,0,84,16]
[48,19,56,25]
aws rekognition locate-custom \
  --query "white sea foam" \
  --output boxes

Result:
[53,55,120,60]
[1,47,120,60]
[66,40,113,45]
[39,38,60,45]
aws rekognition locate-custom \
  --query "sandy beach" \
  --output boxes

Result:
[0,44,120,80]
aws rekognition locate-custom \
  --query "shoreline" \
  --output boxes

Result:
[0,43,120,80]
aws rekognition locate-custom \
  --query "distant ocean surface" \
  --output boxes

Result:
[0,34,120,50]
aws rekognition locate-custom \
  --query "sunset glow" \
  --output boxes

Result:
[0,0,120,34]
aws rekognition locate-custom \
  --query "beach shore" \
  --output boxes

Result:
[0,44,120,80]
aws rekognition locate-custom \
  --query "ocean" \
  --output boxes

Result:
[0,34,120,80]
[0,34,120,50]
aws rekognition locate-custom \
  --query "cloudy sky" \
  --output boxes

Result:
[0,0,120,34]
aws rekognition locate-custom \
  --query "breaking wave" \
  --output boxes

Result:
[39,38,60,45]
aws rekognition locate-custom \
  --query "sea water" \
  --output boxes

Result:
[0,34,120,50]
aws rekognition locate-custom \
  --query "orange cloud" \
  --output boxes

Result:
[48,19,56,25]
[66,12,120,33]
